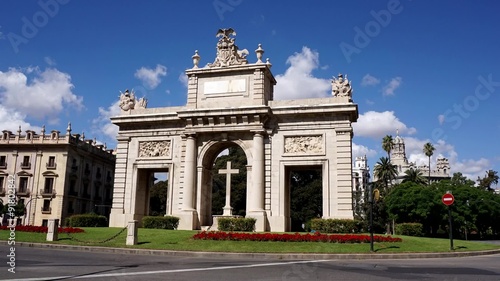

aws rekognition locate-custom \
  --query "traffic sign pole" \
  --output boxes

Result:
[448,205,453,250]
[442,192,455,251]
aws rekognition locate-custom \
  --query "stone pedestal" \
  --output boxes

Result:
[211,215,242,231]
[46,219,59,241]
[246,211,267,232]
[177,210,199,230]
[126,220,138,245]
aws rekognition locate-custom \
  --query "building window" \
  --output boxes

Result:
[69,179,77,195]
[82,183,89,198]
[0,176,4,194]
[42,219,48,227]
[43,177,55,196]
[96,167,102,179]
[18,177,29,195]
[41,200,51,214]
[71,158,78,172]
[46,156,56,169]
[21,156,30,169]
[105,186,111,202]
[0,155,6,168]
[106,171,112,183]
[94,183,101,200]
[84,163,91,175]
[67,200,74,214]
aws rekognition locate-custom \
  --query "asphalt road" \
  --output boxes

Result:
[0,245,499,281]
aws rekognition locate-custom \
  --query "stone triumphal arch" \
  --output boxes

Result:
[109,29,358,232]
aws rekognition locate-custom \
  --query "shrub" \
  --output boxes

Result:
[310,218,364,233]
[193,231,402,243]
[218,217,256,232]
[0,225,84,233]
[395,223,424,237]
[66,213,108,227]
[142,216,179,229]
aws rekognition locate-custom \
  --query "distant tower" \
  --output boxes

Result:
[390,130,408,172]
[352,155,370,218]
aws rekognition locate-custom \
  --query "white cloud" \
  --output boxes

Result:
[0,67,83,123]
[134,64,167,89]
[382,77,402,96]
[353,111,417,139]
[44,56,56,66]
[438,114,445,125]
[92,100,121,143]
[352,143,377,159]
[402,137,491,181]
[178,72,188,88]
[0,104,41,132]
[274,47,331,100]
[361,74,380,87]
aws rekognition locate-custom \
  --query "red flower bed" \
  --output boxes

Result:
[193,231,402,243]
[0,225,84,233]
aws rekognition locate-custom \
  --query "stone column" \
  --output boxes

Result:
[183,135,197,211]
[248,131,266,231]
[178,134,198,230]
[126,220,138,245]
[46,219,59,242]
[251,132,265,211]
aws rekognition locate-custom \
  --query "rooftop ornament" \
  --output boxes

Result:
[208,28,248,68]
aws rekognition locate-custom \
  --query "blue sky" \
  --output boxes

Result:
[0,0,498,185]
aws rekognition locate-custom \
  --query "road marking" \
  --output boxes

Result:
[4,259,330,280]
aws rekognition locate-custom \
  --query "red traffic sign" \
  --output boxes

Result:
[442,193,455,206]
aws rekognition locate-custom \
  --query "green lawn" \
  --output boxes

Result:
[1,228,499,254]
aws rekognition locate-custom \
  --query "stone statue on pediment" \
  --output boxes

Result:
[332,73,352,98]
[208,28,248,68]
[119,89,147,111]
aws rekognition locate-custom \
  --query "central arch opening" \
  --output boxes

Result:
[211,146,247,217]
[285,165,323,232]
[198,141,249,227]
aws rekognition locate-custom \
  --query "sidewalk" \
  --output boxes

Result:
[5,241,500,260]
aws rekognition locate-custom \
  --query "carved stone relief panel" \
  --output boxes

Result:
[138,140,171,158]
[284,135,324,154]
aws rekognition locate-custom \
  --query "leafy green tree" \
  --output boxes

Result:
[362,181,390,234]
[374,157,398,191]
[450,172,475,186]
[402,168,427,185]
[2,201,25,218]
[289,169,322,232]
[477,170,499,191]
[149,180,168,216]
[423,142,435,185]
[382,135,394,160]
[385,182,444,235]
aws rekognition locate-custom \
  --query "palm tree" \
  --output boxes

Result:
[373,157,398,191]
[422,142,435,185]
[402,168,427,185]
[477,170,499,191]
[382,135,394,160]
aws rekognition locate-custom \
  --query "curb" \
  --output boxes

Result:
[4,241,500,260]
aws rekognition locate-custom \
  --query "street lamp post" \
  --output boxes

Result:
[368,183,374,252]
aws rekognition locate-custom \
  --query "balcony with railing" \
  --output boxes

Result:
[41,188,56,198]
[16,189,30,197]
[20,161,31,169]
[41,206,52,214]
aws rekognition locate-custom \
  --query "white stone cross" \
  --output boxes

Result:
[219,161,239,216]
